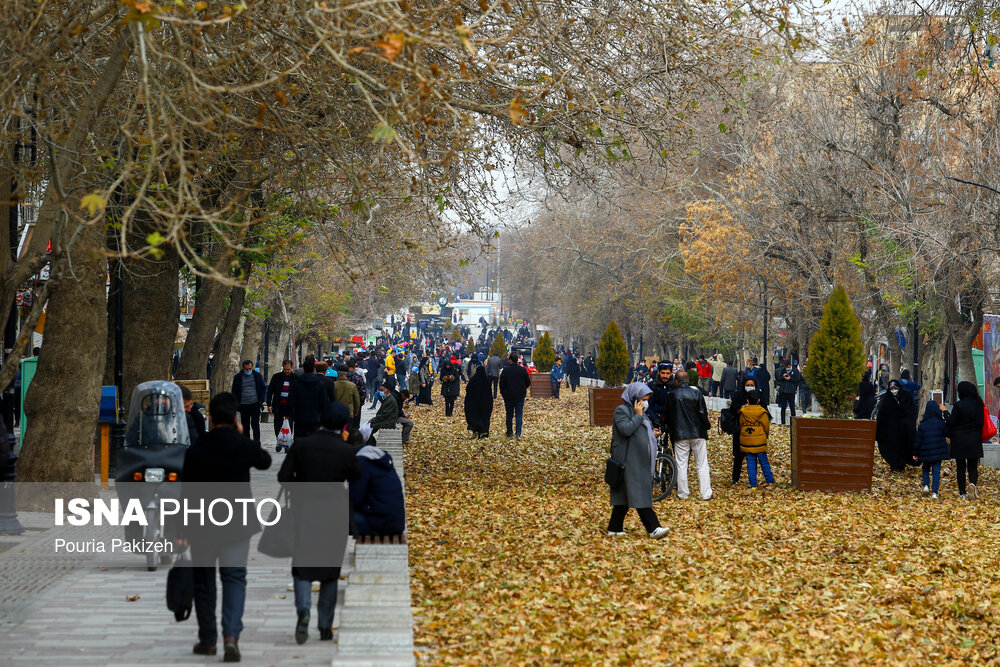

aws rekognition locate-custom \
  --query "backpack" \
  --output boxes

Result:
[719,407,737,435]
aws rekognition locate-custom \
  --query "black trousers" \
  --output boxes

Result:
[552,380,560,398]
[778,392,796,424]
[569,374,579,392]
[444,396,456,417]
[239,404,261,443]
[732,432,744,484]
[608,505,660,533]
[956,458,979,496]
[490,375,499,397]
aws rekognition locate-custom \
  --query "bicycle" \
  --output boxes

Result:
[652,431,677,502]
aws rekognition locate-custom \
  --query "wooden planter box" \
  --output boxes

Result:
[790,417,876,492]
[530,372,553,398]
[588,386,622,427]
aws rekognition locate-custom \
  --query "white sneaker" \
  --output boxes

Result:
[648,527,669,540]
[969,483,978,501]
[931,493,939,499]
[960,494,968,500]
[607,531,625,536]
[922,485,930,495]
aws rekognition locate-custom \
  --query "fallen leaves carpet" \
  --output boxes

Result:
[404,390,1000,665]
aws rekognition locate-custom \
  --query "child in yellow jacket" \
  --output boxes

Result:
[738,390,774,487]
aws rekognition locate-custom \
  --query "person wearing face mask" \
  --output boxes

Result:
[947,381,985,500]
[729,377,761,484]
[232,359,266,444]
[876,379,915,472]
[368,381,400,445]
[606,383,669,539]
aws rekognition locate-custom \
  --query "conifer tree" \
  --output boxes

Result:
[596,321,629,386]
[489,334,508,358]
[803,286,867,418]
[534,331,557,371]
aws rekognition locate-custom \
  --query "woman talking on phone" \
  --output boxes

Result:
[606,383,669,539]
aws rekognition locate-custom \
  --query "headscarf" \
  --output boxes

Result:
[450,355,459,366]
[957,381,984,426]
[620,382,657,476]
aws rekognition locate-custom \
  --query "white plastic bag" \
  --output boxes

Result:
[277,418,293,450]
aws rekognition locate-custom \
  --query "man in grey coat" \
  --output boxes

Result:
[607,383,669,540]
[485,354,502,398]
[719,360,739,399]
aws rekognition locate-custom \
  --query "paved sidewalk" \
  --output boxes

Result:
[0,402,413,666]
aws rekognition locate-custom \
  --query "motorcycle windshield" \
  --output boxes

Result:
[124,381,191,448]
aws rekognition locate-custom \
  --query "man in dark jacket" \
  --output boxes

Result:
[278,402,362,643]
[368,382,400,442]
[565,354,581,392]
[499,353,531,438]
[351,439,406,538]
[180,385,207,445]
[664,371,712,501]
[181,392,271,663]
[646,363,675,430]
[231,360,266,444]
[292,356,328,438]
[267,360,296,445]
[720,360,739,399]
[776,358,801,425]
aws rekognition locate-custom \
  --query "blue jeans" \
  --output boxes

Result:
[504,398,524,436]
[745,452,774,487]
[922,461,941,494]
[192,539,250,646]
[370,391,383,410]
[293,574,340,631]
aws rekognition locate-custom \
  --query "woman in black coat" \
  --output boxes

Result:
[417,357,434,406]
[947,381,984,500]
[876,379,915,471]
[464,365,494,438]
[729,376,764,484]
[439,356,461,417]
[854,374,876,420]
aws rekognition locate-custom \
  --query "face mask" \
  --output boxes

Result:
[745,385,755,391]
[890,388,899,395]
[640,400,649,411]
[244,369,252,375]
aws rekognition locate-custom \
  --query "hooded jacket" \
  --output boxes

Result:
[913,401,950,462]
[351,446,406,536]
[947,381,984,460]
[738,404,770,453]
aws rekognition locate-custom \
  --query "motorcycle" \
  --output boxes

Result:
[115,381,189,571]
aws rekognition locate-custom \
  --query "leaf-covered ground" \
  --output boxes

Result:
[404,389,1000,665]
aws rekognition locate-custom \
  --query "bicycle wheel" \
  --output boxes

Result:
[652,453,677,502]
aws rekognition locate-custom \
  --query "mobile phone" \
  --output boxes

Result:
[930,390,943,403]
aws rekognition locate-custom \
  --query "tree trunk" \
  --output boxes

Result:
[240,313,264,369]
[209,277,250,397]
[19,226,107,482]
[121,250,179,407]
[175,269,231,379]
[888,329,902,379]
[920,334,948,417]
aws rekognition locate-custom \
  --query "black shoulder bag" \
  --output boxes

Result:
[604,440,628,487]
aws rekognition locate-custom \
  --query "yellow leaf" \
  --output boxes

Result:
[509,97,526,126]
[374,32,404,62]
[80,193,106,216]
